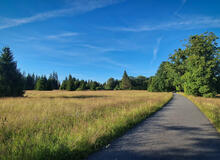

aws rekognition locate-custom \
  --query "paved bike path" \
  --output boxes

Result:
[88,93,220,160]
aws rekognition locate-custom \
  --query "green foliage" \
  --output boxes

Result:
[105,78,118,90]
[169,48,187,91]
[34,73,59,91]
[35,76,48,90]
[148,32,220,97]
[60,77,68,90]
[147,76,159,92]
[0,47,24,97]
[121,70,132,90]
[182,55,217,97]
[60,75,104,91]
[47,72,60,90]
[130,76,148,90]
[24,74,37,90]
[66,75,75,91]
[59,72,148,91]
[148,62,175,92]
[182,32,219,97]
[77,80,87,91]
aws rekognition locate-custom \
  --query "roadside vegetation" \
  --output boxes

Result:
[181,93,220,133]
[0,90,172,160]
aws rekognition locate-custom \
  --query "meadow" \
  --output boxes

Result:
[0,90,172,160]
[182,94,220,133]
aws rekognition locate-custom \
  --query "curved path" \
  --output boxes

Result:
[88,93,220,160]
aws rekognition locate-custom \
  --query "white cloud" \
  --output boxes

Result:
[0,0,124,30]
[99,57,127,68]
[152,37,162,63]
[79,44,122,52]
[102,16,220,32]
[46,32,79,39]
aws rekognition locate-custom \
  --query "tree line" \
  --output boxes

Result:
[23,72,60,91]
[22,70,148,91]
[0,47,149,97]
[0,32,219,97]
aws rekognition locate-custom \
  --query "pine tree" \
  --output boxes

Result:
[121,70,132,90]
[47,72,59,90]
[66,75,74,91]
[0,47,24,97]
[25,74,35,90]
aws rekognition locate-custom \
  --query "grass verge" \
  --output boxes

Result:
[180,93,220,133]
[0,91,172,160]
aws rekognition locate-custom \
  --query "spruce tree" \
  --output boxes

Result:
[66,75,74,91]
[0,47,24,97]
[25,74,35,90]
[121,70,132,90]
[48,72,59,90]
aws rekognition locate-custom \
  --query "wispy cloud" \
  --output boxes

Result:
[0,0,124,30]
[79,44,122,53]
[46,32,79,39]
[151,37,162,63]
[174,0,187,18]
[102,16,220,32]
[98,57,127,68]
[29,43,127,68]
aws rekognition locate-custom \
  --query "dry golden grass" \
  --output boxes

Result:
[181,93,220,133]
[0,90,172,160]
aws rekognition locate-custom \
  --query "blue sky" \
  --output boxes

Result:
[0,0,220,82]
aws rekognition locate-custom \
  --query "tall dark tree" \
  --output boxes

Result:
[24,73,36,90]
[47,72,59,90]
[66,75,75,91]
[121,70,132,90]
[0,47,24,97]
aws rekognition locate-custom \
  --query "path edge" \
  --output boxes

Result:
[178,93,220,134]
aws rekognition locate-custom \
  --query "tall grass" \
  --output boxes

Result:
[181,93,220,133]
[0,90,172,160]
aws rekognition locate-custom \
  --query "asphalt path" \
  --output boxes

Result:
[88,93,220,160]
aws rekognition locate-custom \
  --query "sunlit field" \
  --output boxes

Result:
[0,90,172,160]
[182,94,220,133]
